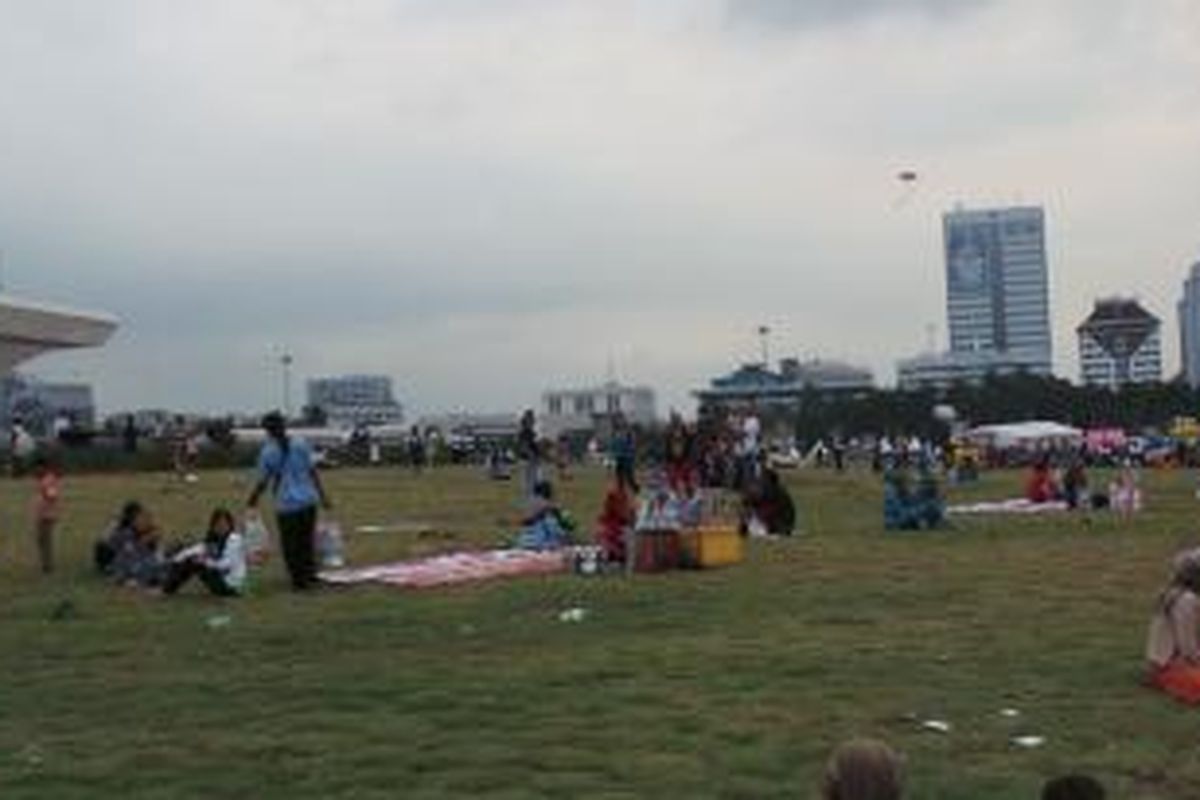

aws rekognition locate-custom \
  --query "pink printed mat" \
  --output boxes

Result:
[320,550,566,590]
[947,498,1068,515]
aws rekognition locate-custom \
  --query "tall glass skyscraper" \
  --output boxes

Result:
[1177,262,1200,388]
[943,206,1052,375]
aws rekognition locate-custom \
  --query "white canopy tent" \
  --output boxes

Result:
[964,421,1084,450]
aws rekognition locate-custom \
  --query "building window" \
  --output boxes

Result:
[548,396,563,416]
[607,394,621,413]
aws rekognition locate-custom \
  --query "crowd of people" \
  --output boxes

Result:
[5,406,1196,794]
[57,410,334,597]
[1024,454,1144,516]
[507,407,798,565]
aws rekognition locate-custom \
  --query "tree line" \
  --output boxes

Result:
[789,374,1200,442]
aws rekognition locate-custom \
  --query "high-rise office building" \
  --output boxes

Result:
[1078,298,1162,388]
[944,206,1052,374]
[1178,261,1200,387]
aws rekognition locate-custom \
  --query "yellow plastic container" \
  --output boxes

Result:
[680,526,744,569]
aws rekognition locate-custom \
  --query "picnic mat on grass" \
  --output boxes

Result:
[947,498,1068,516]
[320,550,566,590]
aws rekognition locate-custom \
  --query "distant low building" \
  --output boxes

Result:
[540,381,657,437]
[417,412,521,441]
[306,374,404,428]
[896,349,1045,392]
[104,409,201,437]
[1,374,98,434]
[695,358,875,412]
[1078,297,1163,388]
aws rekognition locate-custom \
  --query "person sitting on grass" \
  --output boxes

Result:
[1110,460,1142,519]
[1062,457,1089,511]
[1144,549,1200,703]
[911,463,945,530]
[596,478,636,564]
[164,508,247,597]
[94,500,146,575]
[751,467,796,536]
[1042,774,1106,799]
[516,480,575,551]
[883,469,916,531]
[822,739,904,800]
[110,504,167,590]
[1026,456,1059,504]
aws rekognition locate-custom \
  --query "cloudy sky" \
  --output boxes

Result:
[1,0,1198,416]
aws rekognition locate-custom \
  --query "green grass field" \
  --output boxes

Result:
[1,465,1198,799]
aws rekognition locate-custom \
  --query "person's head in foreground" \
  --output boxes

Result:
[261,411,287,442]
[822,739,903,800]
[207,508,237,543]
[1042,774,1106,800]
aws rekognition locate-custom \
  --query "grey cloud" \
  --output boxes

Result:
[2,0,1198,415]
[725,0,993,30]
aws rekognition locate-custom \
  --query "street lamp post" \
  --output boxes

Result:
[280,352,294,419]
[757,325,771,368]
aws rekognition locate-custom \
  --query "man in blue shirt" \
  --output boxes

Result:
[610,414,639,494]
[247,412,333,591]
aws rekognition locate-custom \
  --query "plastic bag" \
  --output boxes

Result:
[317,518,346,569]
[243,512,272,565]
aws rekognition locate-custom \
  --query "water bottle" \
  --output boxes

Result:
[320,519,346,569]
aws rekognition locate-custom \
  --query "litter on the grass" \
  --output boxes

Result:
[206,614,232,630]
[922,719,952,734]
[558,607,588,623]
[15,744,44,767]
[1000,708,1022,718]
[354,521,437,535]
[1012,735,1047,749]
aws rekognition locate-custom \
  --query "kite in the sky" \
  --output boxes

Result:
[893,169,919,208]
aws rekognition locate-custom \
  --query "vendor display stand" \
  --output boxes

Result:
[631,528,682,574]
[624,490,744,575]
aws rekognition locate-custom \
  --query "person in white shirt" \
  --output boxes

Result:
[742,413,761,457]
[164,508,247,597]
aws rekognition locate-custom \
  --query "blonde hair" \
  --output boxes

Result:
[823,739,903,800]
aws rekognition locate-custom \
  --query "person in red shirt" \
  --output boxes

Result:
[31,455,62,574]
[595,480,636,565]
[1026,457,1058,504]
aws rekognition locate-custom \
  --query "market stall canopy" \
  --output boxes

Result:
[0,294,119,373]
[964,421,1084,449]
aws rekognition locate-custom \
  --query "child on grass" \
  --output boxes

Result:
[31,455,62,574]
